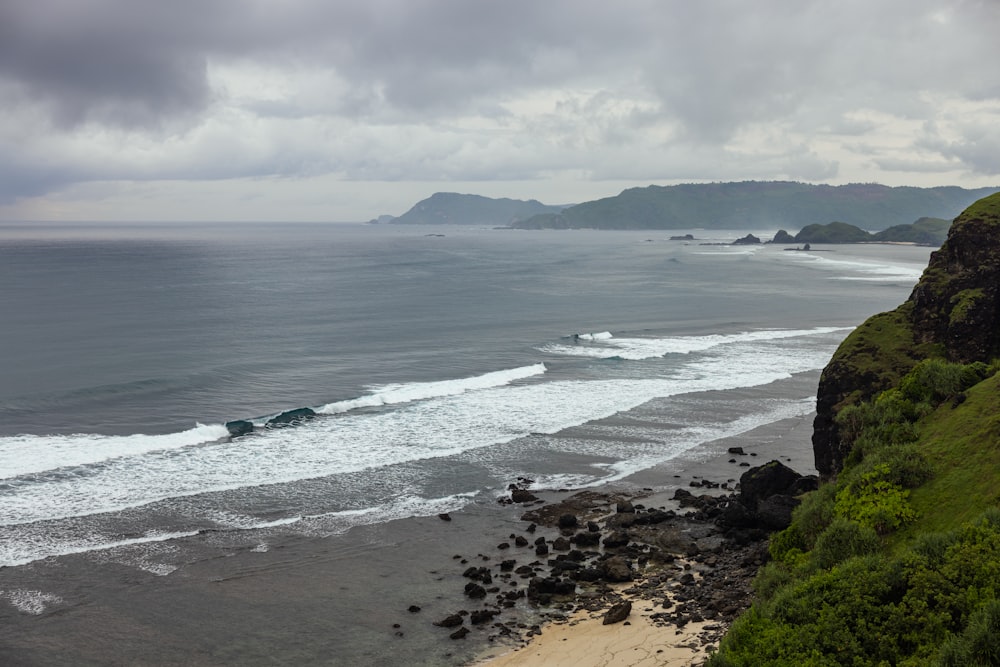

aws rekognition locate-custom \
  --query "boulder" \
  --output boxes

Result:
[603,600,632,625]
[225,420,254,437]
[597,556,633,583]
[756,494,800,530]
[434,614,464,628]
[510,489,539,503]
[266,407,316,427]
[739,461,803,509]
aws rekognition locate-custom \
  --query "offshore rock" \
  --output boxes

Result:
[225,420,254,437]
[266,407,316,427]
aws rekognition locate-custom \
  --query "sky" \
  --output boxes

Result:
[1,0,999,223]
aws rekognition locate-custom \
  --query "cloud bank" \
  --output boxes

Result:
[1,0,998,221]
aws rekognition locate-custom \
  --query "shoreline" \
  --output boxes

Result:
[0,406,816,666]
[455,413,817,667]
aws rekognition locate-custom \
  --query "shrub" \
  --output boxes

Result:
[835,464,919,535]
[937,599,1000,666]
[812,518,881,570]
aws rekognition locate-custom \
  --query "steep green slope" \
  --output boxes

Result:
[813,192,1000,478]
[709,192,1000,665]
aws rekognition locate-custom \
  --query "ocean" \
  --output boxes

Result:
[0,221,932,664]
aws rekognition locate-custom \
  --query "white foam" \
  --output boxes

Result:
[0,589,64,615]
[0,423,230,479]
[542,326,851,360]
[575,331,613,341]
[0,492,478,567]
[0,328,844,531]
[0,529,200,568]
[782,252,924,282]
[317,363,546,414]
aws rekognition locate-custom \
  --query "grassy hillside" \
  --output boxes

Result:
[709,360,1000,666]
[709,193,1000,665]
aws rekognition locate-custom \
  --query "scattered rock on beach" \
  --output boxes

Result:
[603,600,632,625]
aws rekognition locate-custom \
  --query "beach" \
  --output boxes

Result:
[0,388,815,666]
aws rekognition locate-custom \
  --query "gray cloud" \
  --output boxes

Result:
[1,0,998,217]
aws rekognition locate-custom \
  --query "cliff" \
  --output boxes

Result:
[709,191,1000,665]
[812,192,1000,478]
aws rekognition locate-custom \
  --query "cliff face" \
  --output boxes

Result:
[812,192,1000,478]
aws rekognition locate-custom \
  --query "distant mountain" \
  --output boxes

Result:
[775,216,952,246]
[390,193,565,225]
[509,182,999,231]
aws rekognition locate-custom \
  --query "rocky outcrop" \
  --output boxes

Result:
[266,407,316,427]
[225,420,254,437]
[812,193,1000,478]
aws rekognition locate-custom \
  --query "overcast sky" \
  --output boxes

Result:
[1,0,998,222]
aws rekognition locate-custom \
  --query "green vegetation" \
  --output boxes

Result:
[795,221,872,243]
[391,192,564,225]
[709,360,1000,665]
[788,218,949,245]
[873,217,951,245]
[508,182,997,231]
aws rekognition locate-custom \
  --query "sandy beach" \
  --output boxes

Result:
[477,600,712,667]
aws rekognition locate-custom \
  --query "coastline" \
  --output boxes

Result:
[0,394,816,666]
[467,413,817,667]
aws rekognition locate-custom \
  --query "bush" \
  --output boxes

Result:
[938,599,1000,666]
[835,464,919,535]
[812,518,881,570]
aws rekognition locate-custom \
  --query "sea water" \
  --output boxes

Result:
[0,222,931,572]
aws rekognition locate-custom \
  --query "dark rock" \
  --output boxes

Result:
[558,514,579,529]
[739,460,804,509]
[265,407,316,427]
[514,536,529,547]
[602,531,630,548]
[598,556,633,582]
[616,501,635,513]
[438,513,452,521]
[552,537,571,552]
[434,614,464,628]
[500,559,516,572]
[535,543,549,556]
[603,600,633,625]
[571,531,601,547]
[450,627,470,640]
[732,233,762,245]
[756,494,800,530]
[470,609,498,625]
[727,446,745,455]
[225,420,254,437]
[464,582,487,599]
[408,605,421,613]
[510,489,539,503]
[587,521,600,532]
